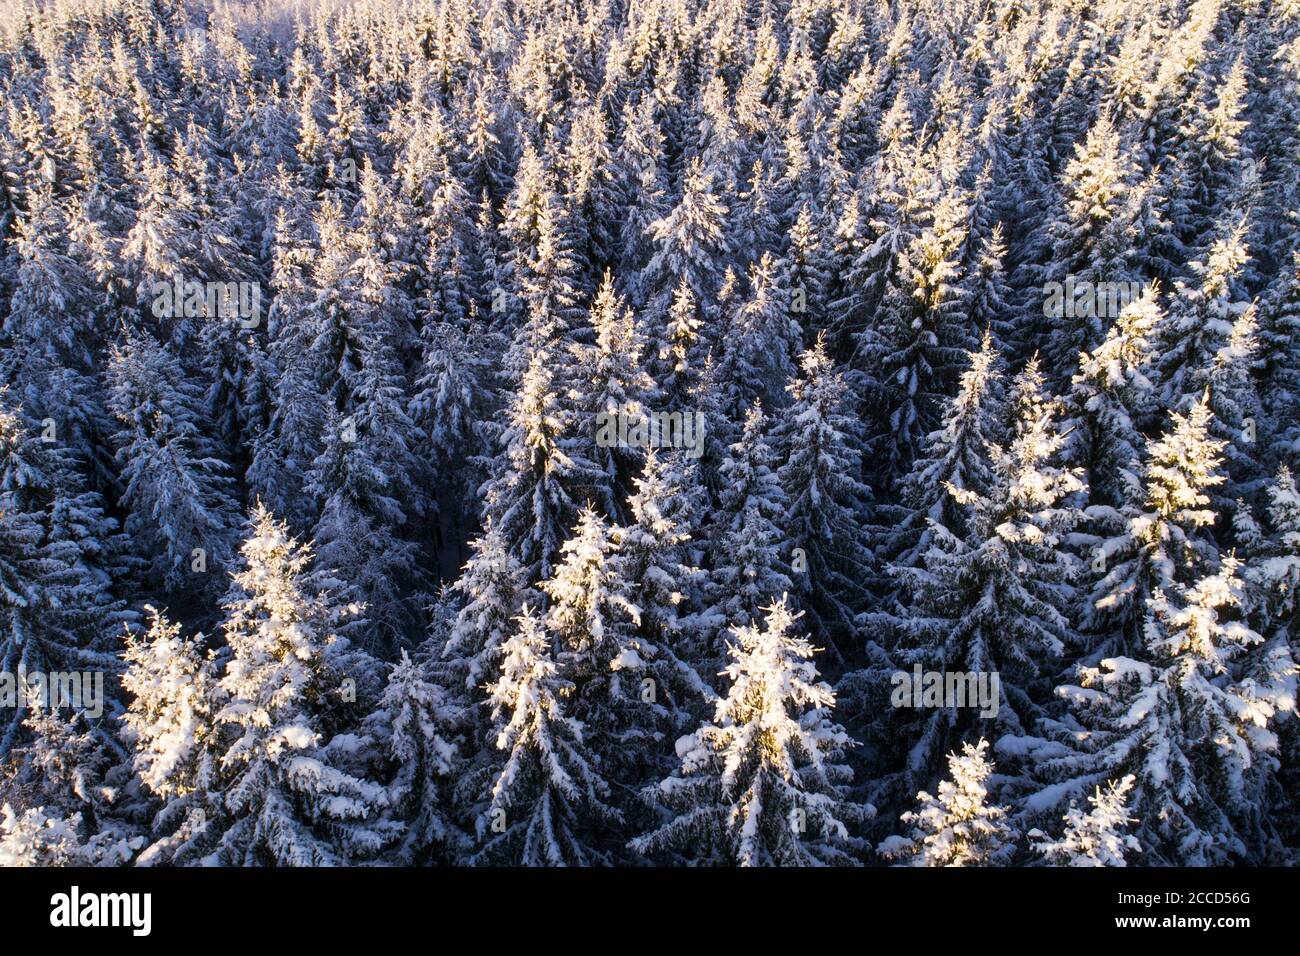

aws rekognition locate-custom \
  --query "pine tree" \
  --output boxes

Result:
[718,252,802,414]
[364,651,463,864]
[965,223,1017,352]
[1088,396,1227,654]
[574,273,657,518]
[883,359,1084,775]
[642,156,730,320]
[480,349,597,582]
[443,524,532,714]
[857,189,974,484]
[540,507,648,777]
[883,331,1004,570]
[1061,283,1161,509]
[1027,557,1290,865]
[1155,216,1252,411]
[1040,115,1135,374]
[617,451,712,729]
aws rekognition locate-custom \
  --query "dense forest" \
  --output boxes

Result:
[0,0,1298,867]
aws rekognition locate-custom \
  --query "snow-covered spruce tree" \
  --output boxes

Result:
[1039,114,1136,376]
[641,156,731,323]
[3,699,142,861]
[773,336,873,653]
[300,195,368,412]
[708,401,794,637]
[1087,395,1227,656]
[121,605,224,865]
[106,332,237,591]
[1154,215,1252,413]
[1237,466,1300,851]
[0,801,138,866]
[1019,556,1292,865]
[631,598,871,866]
[208,504,397,865]
[1204,303,1266,507]
[441,523,533,731]
[539,507,653,783]
[1029,775,1140,867]
[778,202,833,342]
[614,97,671,306]
[307,400,425,660]
[879,739,1016,867]
[480,348,597,582]
[616,451,714,730]
[1169,56,1250,251]
[471,606,619,866]
[1060,283,1161,510]
[563,102,624,278]
[964,223,1018,354]
[0,182,110,468]
[651,278,707,410]
[717,252,803,415]
[856,189,974,486]
[574,272,657,519]
[500,143,587,353]
[1257,250,1300,458]
[1243,466,1300,643]
[0,391,128,752]
[411,319,494,577]
[877,358,1084,779]
[362,651,464,864]
[0,496,54,755]
[247,208,327,532]
[880,330,1004,571]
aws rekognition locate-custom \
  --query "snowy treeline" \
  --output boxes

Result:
[0,0,1298,867]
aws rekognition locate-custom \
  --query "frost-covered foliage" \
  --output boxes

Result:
[1,0,1298,867]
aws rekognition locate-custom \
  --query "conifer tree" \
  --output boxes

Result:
[1026,557,1290,865]
[106,333,237,590]
[709,402,793,635]
[121,606,223,865]
[364,651,463,864]
[1030,775,1140,867]
[631,599,871,866]
[774,337,873,651]
[472,606,619,865]
[209,505,396,866]
[879,740,1016,866]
